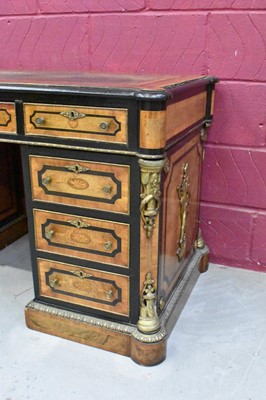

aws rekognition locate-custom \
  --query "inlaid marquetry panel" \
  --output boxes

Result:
[30,155,130,214]
[38,258,129,316]
[24,103,128,144]
[0,103,16,134]
[34,209,129,268]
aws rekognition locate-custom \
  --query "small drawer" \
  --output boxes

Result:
[34,209,129,268]
[24,103,128,144]
[30,155,130,214]
[0,103,16,134]
[38,258,129,316]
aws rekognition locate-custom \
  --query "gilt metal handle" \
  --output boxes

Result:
[42,176,52,186]
[102,185,112,194]
[105,290,113,300]
[35,117,45,125]
[99,122,109,130]
[49,277,59,288]
[103,241,113,251]
[45,229,54,240]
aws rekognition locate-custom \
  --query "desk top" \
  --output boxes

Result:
[0,71,217,100]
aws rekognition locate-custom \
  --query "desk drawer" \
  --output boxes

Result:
[30,155,130,214]
[38,258,129,316]
[0,103,16,134]
[24,103,128,144]
[34,209,129,268]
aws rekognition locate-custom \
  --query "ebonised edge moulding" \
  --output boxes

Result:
[0,71,218,366]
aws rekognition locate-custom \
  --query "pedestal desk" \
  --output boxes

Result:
[0,71,217,365]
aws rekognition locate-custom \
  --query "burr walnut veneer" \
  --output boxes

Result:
[0,71,217,365]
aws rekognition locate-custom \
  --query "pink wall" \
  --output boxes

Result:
[0,1,265,271]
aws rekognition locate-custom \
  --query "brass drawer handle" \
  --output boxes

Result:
[67,219,90,229]
[60,110,86,121]
[102,185,112,194]
[35,117,45,125]
[99,122,109,130]
[42,176,52,186]
[104,241,113,251]
[45,229,54,240]
[105,290,113,300]
[49,277,59,288]
[70,270,93,279]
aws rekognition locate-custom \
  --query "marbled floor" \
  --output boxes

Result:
[0,235,266,400]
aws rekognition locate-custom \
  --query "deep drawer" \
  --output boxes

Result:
[30,155,130,214]
[34,209,130,268]
[0,103,16,134]
[38,258,129,316]
[24,103,128,144]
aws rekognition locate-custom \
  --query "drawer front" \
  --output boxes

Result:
[0,103,16,134]
[38,258,129,316]
[30,155,130,214]
[34,209,129,268]
[24,103,128,144]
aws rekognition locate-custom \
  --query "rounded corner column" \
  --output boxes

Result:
[130,333,167,366]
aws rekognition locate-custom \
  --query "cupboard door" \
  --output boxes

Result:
[159,133,203,303]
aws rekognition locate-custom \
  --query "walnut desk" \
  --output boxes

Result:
[0,71,217,366]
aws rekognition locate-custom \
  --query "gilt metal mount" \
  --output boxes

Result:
[60,110,86,121]
[65,164,90,174]
[67,219,90,229]
[137,272,160,334]
[139,158,166,239]
[194,228,205,249]
[176,162,190,262]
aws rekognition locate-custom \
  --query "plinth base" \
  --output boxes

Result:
[25,246,209,366]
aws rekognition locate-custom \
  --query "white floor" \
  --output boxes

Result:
[1,235,266,400]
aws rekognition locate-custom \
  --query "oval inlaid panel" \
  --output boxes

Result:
[67,177,89,190]
[70,231,92,245]
[72,279,97,295]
